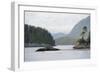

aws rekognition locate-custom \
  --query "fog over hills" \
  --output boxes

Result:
[68,16,90,38]
[51,33,67,39]
[55,16,90,45]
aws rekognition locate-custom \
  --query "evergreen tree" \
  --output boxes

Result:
[24,24,55,46]
[24,24,29,43]
[81,26,87,40]
[87,32,90,45]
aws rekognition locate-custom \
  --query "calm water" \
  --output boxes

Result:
[24,45,90,62]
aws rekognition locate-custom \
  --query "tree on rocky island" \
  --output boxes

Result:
[73,26,90,49]
[81,26,87,41]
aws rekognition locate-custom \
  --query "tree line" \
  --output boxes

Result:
[24,24,55,47]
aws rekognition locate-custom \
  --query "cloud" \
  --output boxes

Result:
[25,11,89,34]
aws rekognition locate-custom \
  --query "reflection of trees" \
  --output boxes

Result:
[24,24,55,47]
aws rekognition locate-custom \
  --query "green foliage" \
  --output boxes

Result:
[74,26,90,49]
[24,24,55,46]
[81,26,87,40]
[86,32,90,45]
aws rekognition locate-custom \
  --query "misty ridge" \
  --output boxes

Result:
[55,16,90,45]
[24,16,90,50]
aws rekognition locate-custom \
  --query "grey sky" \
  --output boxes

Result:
[25,11,89,34]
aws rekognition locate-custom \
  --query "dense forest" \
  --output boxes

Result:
[24,24,55,47]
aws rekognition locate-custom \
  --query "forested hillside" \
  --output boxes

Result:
[24,24,55,47]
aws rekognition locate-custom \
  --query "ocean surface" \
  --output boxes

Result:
[24,45,90,62]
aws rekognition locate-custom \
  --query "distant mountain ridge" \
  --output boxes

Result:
[55,16,90,45]
[51,33,67,39]
[68,16,90,38]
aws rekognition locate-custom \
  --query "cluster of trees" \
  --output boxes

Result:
[24,24,55,47]
[74,26,90,49]
[80,26,90,46]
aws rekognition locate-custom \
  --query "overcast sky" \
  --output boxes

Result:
[25,11,89,34]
